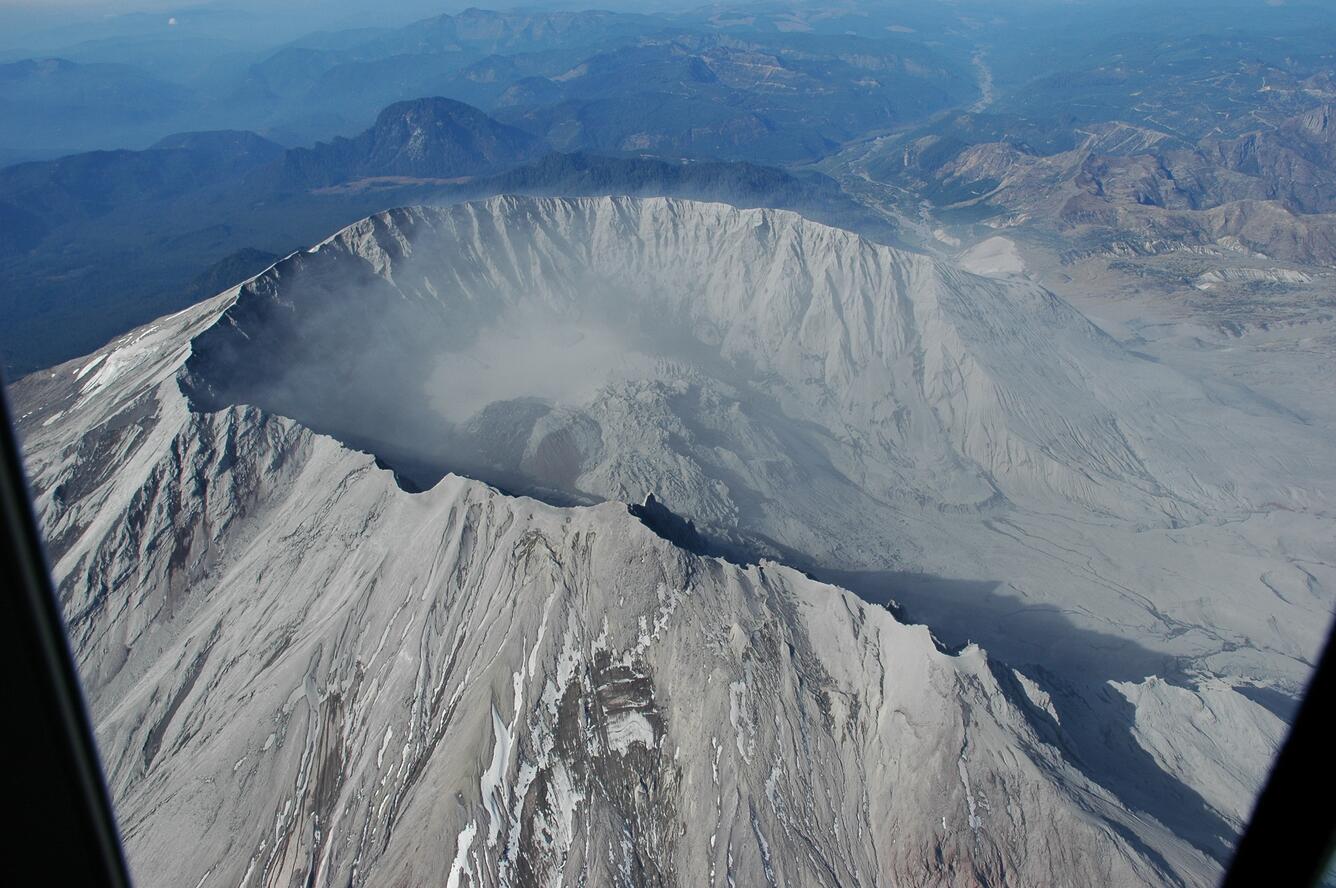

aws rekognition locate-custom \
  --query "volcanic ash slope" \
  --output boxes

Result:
[13,196,1324,887]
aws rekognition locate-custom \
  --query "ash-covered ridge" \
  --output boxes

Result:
[11,196,1332,887]
[177,197,1333,700]
[181,196,1325,523]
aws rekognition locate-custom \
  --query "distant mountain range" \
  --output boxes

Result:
[869,104,1336,265]
[0,130,283,251]
[0,96,893,375]
[0,7,976,164]
[489,32,969,163]
[0,57,193,158]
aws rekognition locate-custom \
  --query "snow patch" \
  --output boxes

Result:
[606,710,655,753]
[445,819,477,888]
[958,236,1027,278]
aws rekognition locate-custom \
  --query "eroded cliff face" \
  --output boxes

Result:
[11,196,1322,887]
[179,195,1302,532]
[161,199,1332,734]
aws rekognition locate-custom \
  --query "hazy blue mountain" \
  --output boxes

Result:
[357,8,661,58]
[232,46,352,102]
[493,34,973,163]
[0,199,44,255]
[271,97,544,190]
[993,28,1336,141]
[0,130,283,248]
[3,33,268,85]
[1,6,980,162]
[274,51,483,126]
[204,10,975,159]
[0,96,547,267]
[1,97,896,376]
[215,8,663,133]
[147,130,286,162]
[0,58,194,158]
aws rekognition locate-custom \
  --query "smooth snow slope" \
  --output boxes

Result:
[11,196,1334,886]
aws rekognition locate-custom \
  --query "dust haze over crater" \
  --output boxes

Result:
[184,203,760,503]
[185,195,1330,522]
[425,319,655,425]
[182,196,1335,698]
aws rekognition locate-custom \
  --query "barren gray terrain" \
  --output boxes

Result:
[12,196,1334,887]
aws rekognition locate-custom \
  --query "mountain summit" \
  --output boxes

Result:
[276,96,542,189]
